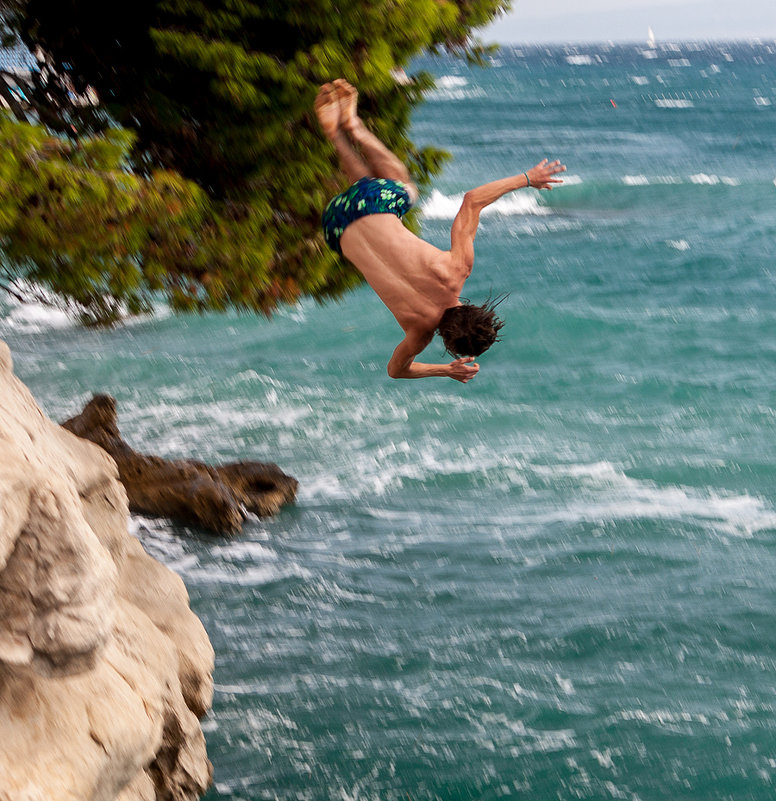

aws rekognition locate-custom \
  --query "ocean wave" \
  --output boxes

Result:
[566,54,594,66]
[294,420,776,541]
[527,461,776,539]
[436,75,468,89]
[0,297,74,334]
[609,707,727,732]
[131,516,312,587]
[653,97,694,108]
[689,173,739,185]
[428,74,485,101]
[421,188,548,219]
[622,175,650,186]
[0,293,171,335]
[296,422,534,504]
[620,174,740,186]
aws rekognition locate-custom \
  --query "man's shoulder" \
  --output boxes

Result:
[421,248,469,294]
[401,321,436,350]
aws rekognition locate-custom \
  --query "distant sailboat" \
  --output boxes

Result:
[642,26,658,58]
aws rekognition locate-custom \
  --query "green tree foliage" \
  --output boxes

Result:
[2,0,509,321]
[0,117,211,323]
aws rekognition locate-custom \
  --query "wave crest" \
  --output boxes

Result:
[421,189,548,220]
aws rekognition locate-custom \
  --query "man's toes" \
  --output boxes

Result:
[314,85,340,133]
[334,78,356,100]
[315,83,333,105]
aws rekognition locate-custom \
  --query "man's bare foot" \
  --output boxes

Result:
[333,79,360,133]
[314,83,340,138]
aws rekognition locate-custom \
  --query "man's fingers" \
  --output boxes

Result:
[450,356,480,382]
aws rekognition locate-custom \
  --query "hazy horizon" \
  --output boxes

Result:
[482,1,776,45]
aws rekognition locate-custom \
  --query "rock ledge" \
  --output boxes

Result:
[0,340,215,801]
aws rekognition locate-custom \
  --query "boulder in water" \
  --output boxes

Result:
[62,394,298,535]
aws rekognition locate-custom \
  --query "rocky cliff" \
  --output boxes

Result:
[0,339,215,801]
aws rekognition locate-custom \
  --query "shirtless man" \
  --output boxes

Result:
[316,79,565,383]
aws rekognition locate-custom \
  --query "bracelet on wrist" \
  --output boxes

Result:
[524,172,531,188]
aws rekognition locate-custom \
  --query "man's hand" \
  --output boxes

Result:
[387,335,481,383]
[526,159,566,190]
[447,356,479,383]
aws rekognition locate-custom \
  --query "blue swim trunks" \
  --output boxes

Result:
[322,177,413,254]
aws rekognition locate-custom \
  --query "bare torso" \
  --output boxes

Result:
[340,214,467,337]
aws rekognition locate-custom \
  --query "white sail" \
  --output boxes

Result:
[647,27,656,48]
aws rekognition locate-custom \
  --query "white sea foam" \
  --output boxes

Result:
[690,173,726,185]
[436,75,468,89]
[611,707,723,731]
[620,174,737,187]
[1,297,73,333]
[134,518,312,586]
[299,419,534,504]
[528,461,776,539]
[421,188,547,220]
[630,75,649,85]
[591,749,615,770]
[420,189,467,219]
[622,175,649,186]
[559,174,583,185]
[685,174,737,186]
[209,540,276,562]
[429,75,483,101]
[667,239,691,251]
[654,98,694,108]
[0,291,172,335]
[475,711,577,754]
[566,54,594,66]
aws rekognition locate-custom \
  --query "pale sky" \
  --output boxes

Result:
[482,0,776,44]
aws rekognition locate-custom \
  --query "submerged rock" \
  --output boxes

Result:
[0,340,214,801]
[62,393,298,535]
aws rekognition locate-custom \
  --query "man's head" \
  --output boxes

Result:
[437,297,505,358]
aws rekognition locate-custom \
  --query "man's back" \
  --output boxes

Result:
[341,214,465,335]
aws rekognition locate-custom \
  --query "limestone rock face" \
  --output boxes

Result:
[0,340,215,801]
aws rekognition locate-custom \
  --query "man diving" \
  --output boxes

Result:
[316,79,565,383]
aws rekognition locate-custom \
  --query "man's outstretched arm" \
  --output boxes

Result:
[450,159,566,269]
[386,335,479,383]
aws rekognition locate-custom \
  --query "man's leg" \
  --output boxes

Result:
[334,79,419,203]
[315,83,370,184]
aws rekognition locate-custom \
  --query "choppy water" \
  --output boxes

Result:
[3,40,776,801]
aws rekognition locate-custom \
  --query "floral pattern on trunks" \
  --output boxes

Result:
[322,177,413,254]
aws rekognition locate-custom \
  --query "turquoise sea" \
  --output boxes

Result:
[3,40,776,801]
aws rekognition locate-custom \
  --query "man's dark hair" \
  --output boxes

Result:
[437,296,506,358]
